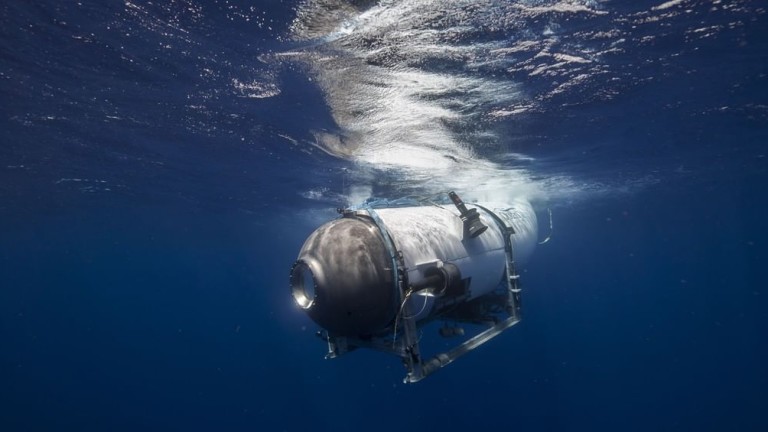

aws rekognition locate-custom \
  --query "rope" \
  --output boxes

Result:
[539,208,553,244]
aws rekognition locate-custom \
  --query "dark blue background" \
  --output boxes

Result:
[3,173,766,431]
[1,1,767,431]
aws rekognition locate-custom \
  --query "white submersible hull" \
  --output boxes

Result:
[290,192,538,382]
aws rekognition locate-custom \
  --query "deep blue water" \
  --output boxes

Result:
[1,1,767,431]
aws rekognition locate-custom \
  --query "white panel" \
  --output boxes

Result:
[372,201,535,322]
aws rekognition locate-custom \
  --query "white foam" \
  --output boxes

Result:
[290,0,610,205]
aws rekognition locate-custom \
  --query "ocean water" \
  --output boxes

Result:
[1,0,766,430]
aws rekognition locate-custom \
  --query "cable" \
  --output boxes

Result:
[402,293,430,320]
[539,208,553,244]
[392,289,413,348]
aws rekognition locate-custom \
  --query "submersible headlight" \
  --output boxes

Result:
[290,191,539,383]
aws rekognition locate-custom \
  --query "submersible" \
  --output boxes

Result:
[290,191,538,382]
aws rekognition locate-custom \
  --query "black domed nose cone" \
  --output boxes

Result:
[291,217,398,336]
